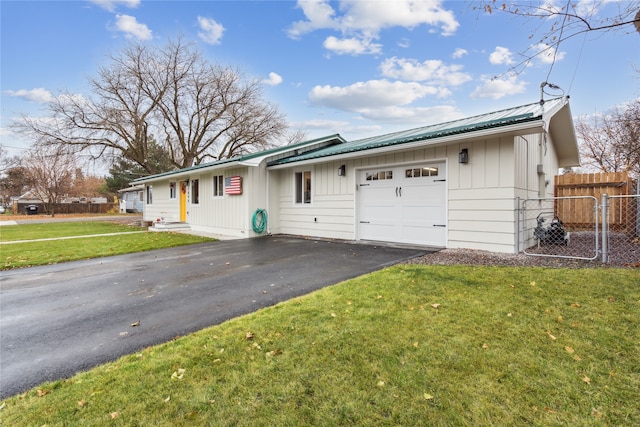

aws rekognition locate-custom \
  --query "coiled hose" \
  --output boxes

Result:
[252,209,268,234]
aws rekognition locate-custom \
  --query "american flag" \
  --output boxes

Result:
[225,176,243,195]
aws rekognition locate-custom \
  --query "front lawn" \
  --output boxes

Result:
[1,265,637,425]
[0,222,213,269]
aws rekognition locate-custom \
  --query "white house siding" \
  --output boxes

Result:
[143,180,179,223]
[514,132,562,250]
[274,160,356,240]
[186,166,265,238]
[446,136,520,253]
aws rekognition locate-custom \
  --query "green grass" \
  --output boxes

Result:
[0,221,143,241]
[1,265,637,426]
[0,222,213,269]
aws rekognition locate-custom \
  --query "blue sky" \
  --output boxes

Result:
[1,0,639,164]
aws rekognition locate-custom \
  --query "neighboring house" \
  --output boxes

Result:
[16,190,43,204]
[134,97,579,254]
[117,185,144,213]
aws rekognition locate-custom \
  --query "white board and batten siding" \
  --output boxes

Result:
[274,161,356,240]
[187,166,268,238]
[143,179,179,223]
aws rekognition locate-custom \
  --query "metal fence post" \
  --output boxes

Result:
[601,194,609,264]
[515,196,520,254]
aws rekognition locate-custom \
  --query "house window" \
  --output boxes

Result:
[146,185,153,204]
[191,179,199,204]
[213,175,224,197]
[405,166,439,178]
[169,182,176,199]
[366,170,393,181]
[295,171,311,204]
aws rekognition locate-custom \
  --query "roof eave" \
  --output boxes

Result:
[547,100,580,167]
[267,120,544,170]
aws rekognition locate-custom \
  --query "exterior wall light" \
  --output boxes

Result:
[338,165,346,176]
[459,148,469,164]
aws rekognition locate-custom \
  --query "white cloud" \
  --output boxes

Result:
[5,88,53,104]
[355,104,462,124]
[113,14,152,40]
[89,0,140,12]
[288,0,338,38]
[293,119,383,137]
[262,72,283,86]
[489,46,514,65]
[295,119,351,129]
[533,43,566,64]
[470,75,527,100]
[197,16,225,45]
[380,57,471,86]
[452,48,468,59]
[323,36,382,55]
[55,93,89,107]
[309,79,445,111]
[288,0,459,55]
[398,38,410,48]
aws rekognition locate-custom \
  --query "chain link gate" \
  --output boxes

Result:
[519,196,599,261]
[603,194,640,266]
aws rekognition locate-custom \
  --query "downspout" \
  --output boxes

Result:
[516,136,531,254]
[265,165,270,235]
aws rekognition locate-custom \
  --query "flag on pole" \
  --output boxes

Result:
[225,176,243,195]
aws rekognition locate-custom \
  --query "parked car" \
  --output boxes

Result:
[0,206,5,214]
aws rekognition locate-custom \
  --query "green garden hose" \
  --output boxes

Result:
[252,209,268,234]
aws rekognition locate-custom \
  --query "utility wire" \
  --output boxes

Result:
[567,31,588,95]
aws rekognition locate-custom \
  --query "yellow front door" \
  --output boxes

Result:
[179,181,187,222]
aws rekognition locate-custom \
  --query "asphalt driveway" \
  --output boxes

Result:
[0,236,430,399]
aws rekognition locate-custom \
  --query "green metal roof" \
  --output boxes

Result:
[269,97,568,166]
[133,134,345,183]
[134,97,573,182]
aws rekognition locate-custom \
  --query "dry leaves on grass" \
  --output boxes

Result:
[171,368,186,380]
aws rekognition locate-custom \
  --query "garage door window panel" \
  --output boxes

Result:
[406,166,439,178]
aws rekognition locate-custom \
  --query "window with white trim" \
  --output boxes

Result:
[213,175,224,197]
[191,179,199,204]
[169,182,176,199]
[295,171,311,204]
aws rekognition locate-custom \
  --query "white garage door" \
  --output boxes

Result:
[357,162,446,246]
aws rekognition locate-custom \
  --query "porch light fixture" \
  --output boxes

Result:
[337,165,346,176]
[458,148,469,164]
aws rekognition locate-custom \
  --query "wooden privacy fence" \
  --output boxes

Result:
[554,172,637,232]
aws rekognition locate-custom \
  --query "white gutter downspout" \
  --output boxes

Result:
[265,164,271,235]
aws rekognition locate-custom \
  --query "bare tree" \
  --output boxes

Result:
[154,39,288,166]
[25,145,77,216]
[477,1,640,74]
[14,37,289,174]
[576,99,640,177]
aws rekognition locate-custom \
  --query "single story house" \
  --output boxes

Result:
[134,96,579,253]
[117,184,144,213]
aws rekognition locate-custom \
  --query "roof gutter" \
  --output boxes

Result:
[267,119,544,170]
[134,160,243,184]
